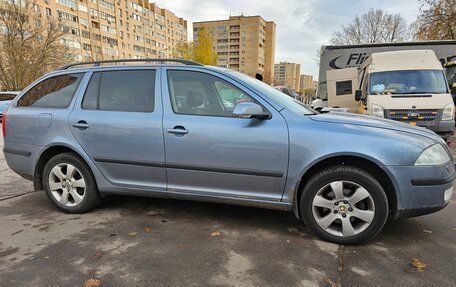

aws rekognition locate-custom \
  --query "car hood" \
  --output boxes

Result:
[309,112,442,142]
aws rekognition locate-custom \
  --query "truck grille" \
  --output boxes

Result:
[386,109,440,122]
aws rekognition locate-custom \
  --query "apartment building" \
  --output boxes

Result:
[34,0,187,61]
[193,15,276,84]
[274,62,301,92]
[300,74,314,91]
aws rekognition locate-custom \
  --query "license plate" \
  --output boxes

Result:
[409,122,416,126]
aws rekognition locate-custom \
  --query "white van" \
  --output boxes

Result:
[326,50,455,139]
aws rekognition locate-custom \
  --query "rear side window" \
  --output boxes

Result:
[82,70,155,112]
[17,73,83,108]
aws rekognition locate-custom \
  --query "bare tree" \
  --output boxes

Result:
[330,9,410,45]
[414,0,456,40]
[0,0,70,91]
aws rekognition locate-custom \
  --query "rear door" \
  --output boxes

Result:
[162,67,289,201]
[68,67,166,190]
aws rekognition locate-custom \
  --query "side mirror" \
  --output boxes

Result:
[233,102,268,119]
[355,90,362,102]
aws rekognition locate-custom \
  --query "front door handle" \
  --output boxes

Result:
[167,126,188,135]
[72,120,89,129]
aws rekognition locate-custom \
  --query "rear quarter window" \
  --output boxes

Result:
[0,94,17,101]
[17,73,84,108]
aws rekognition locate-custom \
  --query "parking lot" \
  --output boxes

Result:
[0,134,455,287]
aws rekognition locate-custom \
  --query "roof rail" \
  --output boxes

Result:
[58,58,203,70]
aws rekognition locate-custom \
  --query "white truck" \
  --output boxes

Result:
[313,41,456,108]
[325,50,455,139]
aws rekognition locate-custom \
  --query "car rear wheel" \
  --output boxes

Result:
[300,165,388,245]
[43,153,101,213]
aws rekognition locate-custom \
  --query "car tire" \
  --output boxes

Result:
[43,152,101,213]
[300,165,388,245]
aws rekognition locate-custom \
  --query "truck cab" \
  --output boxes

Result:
[327,50,455,140]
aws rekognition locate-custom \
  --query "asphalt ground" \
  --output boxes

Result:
[0,134,455,287]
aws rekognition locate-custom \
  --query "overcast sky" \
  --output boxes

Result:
[153,0,420,78]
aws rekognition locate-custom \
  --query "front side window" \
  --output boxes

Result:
[82,70,155,112]
[167,70,260,117]
[227,70,316,115]
[17,73,83,108]
[369,70,448,95]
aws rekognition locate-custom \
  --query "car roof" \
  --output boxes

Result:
[48,63,230,78]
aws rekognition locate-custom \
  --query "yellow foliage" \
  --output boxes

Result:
[174,27,217,65]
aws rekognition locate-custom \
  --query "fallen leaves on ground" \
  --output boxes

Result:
[144,227,152,233]
[84,278,101,287]
[411,258,427,272]
[325,278,337,287]
[127,232,137,236]
[93,250,103,260]
[210,231,221,237]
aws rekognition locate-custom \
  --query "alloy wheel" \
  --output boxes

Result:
[48,163,86,207]
[312,180,375,237]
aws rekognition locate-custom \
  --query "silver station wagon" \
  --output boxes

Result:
[3,59,454,244]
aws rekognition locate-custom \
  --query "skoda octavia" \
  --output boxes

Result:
[2,59,454,244]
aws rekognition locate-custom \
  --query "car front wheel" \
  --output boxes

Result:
[300,165,388,245]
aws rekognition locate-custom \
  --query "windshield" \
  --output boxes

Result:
[228,70,316,115]
[369,70,448,95]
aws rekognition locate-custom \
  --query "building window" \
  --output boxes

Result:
[78,4,87,12]
[56,0,77,10]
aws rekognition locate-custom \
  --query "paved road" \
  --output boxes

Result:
[0,135,455,286]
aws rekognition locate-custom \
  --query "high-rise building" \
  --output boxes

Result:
[300,74,314,91]
[34,0,187,61]
[274,62,301,92]
[193,15,276,84]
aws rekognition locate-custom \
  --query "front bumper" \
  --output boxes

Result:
[384,161,455,219]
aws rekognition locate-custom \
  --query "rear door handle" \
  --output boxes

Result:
[72,120,89,129]
[167,126,188,135]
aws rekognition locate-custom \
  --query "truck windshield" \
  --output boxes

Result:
[369,70,448,95]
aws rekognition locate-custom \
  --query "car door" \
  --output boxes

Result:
[68,67,166,190]
[162,67,289,201]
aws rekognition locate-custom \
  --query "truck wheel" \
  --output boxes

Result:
[43,153,101,213]
[300,165,388,245]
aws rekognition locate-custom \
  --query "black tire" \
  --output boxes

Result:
[300,165,388,245]
[43,152,101,213]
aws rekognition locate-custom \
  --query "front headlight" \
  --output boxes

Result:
[415,143,451,166]
[372,104,384,118]
[442,103,454,121]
